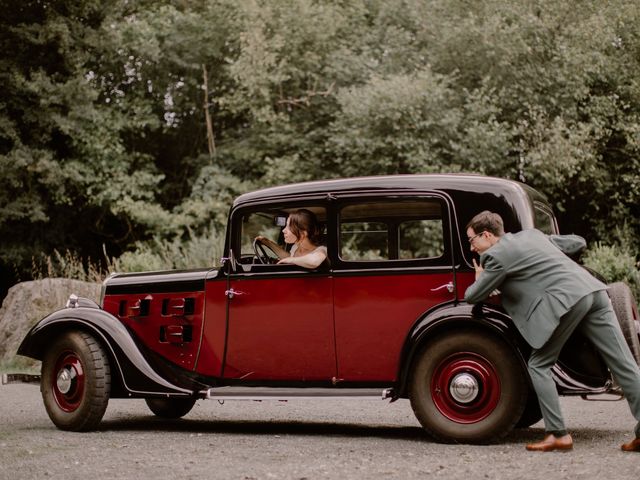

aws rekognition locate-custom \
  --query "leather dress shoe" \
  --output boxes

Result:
[621,438,640,452]
[526,434,573,452]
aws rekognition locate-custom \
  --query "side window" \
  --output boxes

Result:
[534,204,558,234]
[241,212,282,259]
[237,206,327,265]
[341,221,388,261]
[399,219,444,259]
[339,199,446,263]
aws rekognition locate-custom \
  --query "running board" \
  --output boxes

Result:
[203,387,395,401]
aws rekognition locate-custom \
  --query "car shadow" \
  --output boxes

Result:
[100,416,429,441]
[97,416,623,445]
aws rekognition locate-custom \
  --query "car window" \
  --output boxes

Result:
[339,200,445,262]
[399,219,444,259]
[534,203,558,234]
[240,212,282,260]
[238,206,327,265]
[341,221,388,261]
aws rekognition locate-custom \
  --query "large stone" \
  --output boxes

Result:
[0,279,101,367]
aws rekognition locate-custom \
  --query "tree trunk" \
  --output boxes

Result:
[202,64,215,160]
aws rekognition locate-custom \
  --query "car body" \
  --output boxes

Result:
[12,174,639,443]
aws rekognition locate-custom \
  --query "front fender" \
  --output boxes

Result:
[396,301,531,397]
[18,305,194,398]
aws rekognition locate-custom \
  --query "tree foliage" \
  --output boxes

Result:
[1,0,639,292]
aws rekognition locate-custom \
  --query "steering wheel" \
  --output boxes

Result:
[252,238,277,264]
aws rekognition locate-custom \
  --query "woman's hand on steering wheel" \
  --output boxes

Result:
[253,237,273,264]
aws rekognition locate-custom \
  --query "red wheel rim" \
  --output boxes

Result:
[52,351,85,412]
[431,352,501,424]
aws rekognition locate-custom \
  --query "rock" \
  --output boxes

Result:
[0,279,101,366]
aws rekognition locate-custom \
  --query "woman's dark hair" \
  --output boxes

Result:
[288,209,322,244]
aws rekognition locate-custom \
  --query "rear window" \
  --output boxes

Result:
[534,203,558,234]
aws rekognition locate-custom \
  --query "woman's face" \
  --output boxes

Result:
[282,217,298,244]
[283,216,308,244]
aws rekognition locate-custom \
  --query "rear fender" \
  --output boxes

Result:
[18,304,194,398]
[396,302,531,398]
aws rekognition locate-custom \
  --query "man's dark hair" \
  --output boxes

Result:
[466,211,505,237]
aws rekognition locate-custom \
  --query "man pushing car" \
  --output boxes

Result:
[464,210,640,452]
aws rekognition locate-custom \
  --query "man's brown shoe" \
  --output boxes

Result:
[621,438,640,452]
[526,434,573,452]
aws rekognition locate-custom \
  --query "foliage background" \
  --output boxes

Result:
[1,0,639,297]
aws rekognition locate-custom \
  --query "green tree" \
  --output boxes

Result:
[1,0,638,293]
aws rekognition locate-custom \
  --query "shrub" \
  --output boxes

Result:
[111,228,224,273]
[582,242,640,300]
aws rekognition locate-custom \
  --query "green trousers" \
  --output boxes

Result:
[528,290,640,438]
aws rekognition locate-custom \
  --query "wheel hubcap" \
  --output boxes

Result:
[52,352,85,412]
[56,368,74,394]
[449,372,479,403]
[431,352,501,424]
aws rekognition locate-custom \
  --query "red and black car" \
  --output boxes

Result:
[9,174,640,443]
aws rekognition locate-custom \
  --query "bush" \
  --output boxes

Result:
[111,228,224,273]
[582,242,640,300]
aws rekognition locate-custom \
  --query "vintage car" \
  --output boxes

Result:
[6,174,640,443]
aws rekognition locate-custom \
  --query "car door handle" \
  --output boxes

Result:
[225,289,247,299]
[430,282,454,293]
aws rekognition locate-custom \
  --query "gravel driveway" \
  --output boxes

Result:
[0,384,638,479]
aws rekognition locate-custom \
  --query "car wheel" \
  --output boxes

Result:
[607,282,640,366]
[514,389,542,428]
[145,397,196,418]
[41,331,111,431]
[410,330,527,444]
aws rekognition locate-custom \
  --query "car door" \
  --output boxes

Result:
[332,195,456,383]
[222,203,336,382]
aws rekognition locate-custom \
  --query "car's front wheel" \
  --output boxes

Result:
[41,331,111,431]
[410,330,526,444]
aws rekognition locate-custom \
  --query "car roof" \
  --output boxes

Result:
[233,174,547,207]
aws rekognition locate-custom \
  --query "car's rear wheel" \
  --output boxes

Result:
[607,282,640,366]
[514,389,542,428]
[410,330,527,443]
[145,397,196,418]
[41,331,111,431]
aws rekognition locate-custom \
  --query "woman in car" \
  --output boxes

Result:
[256,209,327,269]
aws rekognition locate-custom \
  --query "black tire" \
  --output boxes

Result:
[514,389,542,428]
[607,282,640,366]
[409,330,527,444]
[41,331,111,431]
[145,397,196,418]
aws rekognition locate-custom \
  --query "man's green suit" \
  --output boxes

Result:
[465,228,640,437]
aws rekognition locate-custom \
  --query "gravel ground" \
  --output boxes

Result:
[0,384,638,480]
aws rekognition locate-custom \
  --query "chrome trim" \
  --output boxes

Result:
[66,294,79,309]
[431,282,454,293]
[204,387,392,401]
[449,373,479,403]
[551,364,610,394]
[56,368,73,394]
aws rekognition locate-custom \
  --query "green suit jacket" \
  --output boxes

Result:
[464,229,606,349]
